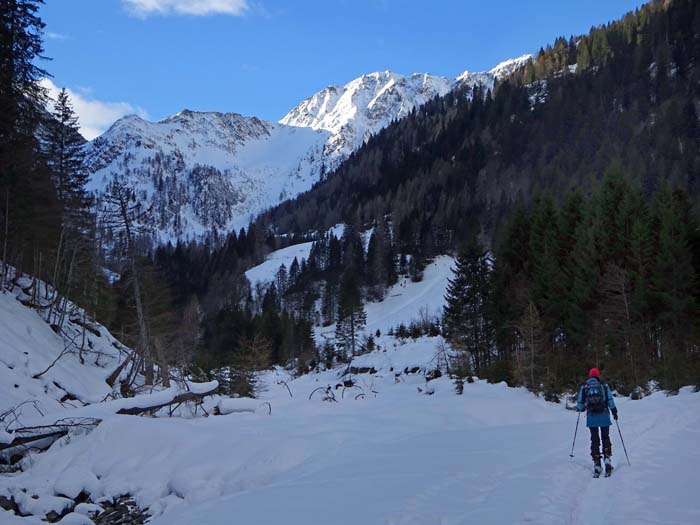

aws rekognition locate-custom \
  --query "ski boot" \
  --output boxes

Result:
[593,454,602,478]
[604,455,613,477]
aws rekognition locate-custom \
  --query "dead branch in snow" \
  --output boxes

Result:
[277,380,293,398]
[32,330,82,379]
[0,418,101,454]
[342,384,364,399]
[116,383,219,416]
[0,400,45,430]
[309,386,337,402]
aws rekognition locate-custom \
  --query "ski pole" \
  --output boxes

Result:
[615,419,631,466]
[570,411,581,458]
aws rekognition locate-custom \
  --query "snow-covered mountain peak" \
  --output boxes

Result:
[282,56,535,160]
[490,54,534,79]
[85,55,534,243]
[84,110,329,243]
[281,70,455,160]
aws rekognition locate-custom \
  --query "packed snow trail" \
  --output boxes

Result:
[537,389,700,525]
[144,382,699,525]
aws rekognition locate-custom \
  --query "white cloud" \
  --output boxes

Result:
[46,32,68,41]
[41,79,149,140]
[123,0,248,16]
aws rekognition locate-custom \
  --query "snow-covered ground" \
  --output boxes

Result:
[2,364,698,524]
[0,279,125,418]
[316,255,455,345]
[245,241,314,289]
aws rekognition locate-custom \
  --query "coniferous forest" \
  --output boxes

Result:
[444,173,699,394]
[2,0,700,400]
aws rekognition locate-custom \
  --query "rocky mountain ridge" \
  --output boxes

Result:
[84,55,532,243]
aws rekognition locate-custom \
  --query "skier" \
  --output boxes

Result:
[576,368,618,477]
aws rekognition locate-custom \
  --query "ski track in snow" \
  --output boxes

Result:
[532,392,700,525]
[145,386,698,525]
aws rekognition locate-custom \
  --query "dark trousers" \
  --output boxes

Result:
[589,426,611,458]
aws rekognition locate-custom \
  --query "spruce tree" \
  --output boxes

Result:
[0,0,47,140]
[0,0,61,285]
[529,194,565,332]
[651,187,697,388]
[365,228,382,300]
[442,237,494,374]
[365,219,395,300]
[43,87,88,214]
[335,270,366,359]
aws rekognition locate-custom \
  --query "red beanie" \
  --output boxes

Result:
[589,368,600,379]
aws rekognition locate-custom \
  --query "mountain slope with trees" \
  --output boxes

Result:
[236,0,700,392]
[258,0,700,243]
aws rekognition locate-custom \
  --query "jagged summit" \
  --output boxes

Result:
[280,70,455,160]
[281,58,533,161]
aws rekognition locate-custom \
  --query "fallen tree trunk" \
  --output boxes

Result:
[0,430,67,452]
[0,418,101,454]
[106,350,134,387]
[116,384,219,416]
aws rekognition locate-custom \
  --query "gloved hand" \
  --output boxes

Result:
[577,406,585,413]
[611,407,618,420]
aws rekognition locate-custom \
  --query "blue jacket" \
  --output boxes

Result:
[576,378,616,428]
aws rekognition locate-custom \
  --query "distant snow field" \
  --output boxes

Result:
[244,241,315,288]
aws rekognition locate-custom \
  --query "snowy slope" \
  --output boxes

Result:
[244,240,454,350]
[85,56,535,243]
[316,255,455,345]
[0,278,126,419]
[245,241,314,289]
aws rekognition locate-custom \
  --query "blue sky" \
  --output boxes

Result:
[40,0,646,138]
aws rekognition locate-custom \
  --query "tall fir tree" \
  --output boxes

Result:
[442,237,494,374]
[335,270,366,359]
[528,194,566,334]
[365,219,395,300]
[43,87,89,216]
[0,0,61,284]
[651,187,698,388]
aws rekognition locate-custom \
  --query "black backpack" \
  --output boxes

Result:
[584,379,607,413]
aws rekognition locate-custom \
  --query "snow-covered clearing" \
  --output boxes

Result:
[245,241,314,288]
[316,255,455,345]
[244,223,347,290]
